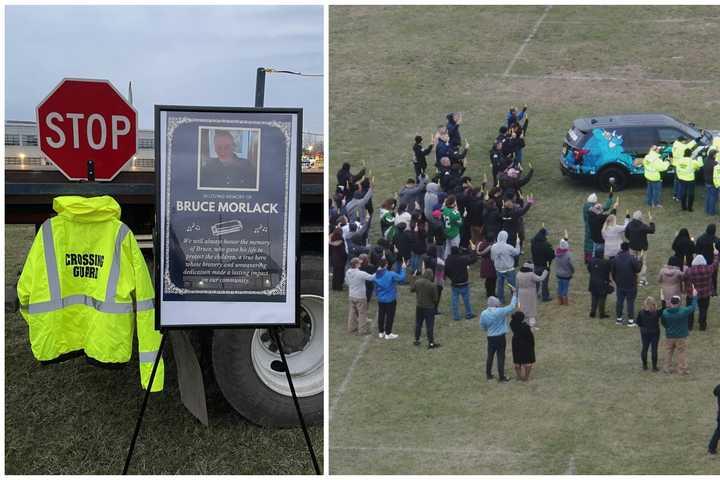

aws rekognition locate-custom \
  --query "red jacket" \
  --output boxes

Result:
[685,255,719,298]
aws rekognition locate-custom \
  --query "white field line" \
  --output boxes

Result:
[503,5,553,77]
[543,17,720,24]
[497,73,714,85]
[565,455,576,475]
[329,334,370,421]
[331,445,517,457]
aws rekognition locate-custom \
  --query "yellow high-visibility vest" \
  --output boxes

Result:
[714,163,720,188]
[17,196,164,391]
[642,150,669,182]
[672,139,696,163]
[673,156,703,182]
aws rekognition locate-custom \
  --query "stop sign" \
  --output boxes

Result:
[36,78,137,181]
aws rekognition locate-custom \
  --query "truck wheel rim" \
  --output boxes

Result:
[250,294,324,397]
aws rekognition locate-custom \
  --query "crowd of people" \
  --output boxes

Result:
[329,108,720,390]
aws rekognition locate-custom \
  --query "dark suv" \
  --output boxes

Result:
[560,113,717,190]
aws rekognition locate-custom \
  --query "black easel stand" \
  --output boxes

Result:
[270,327,321,475]
[122,333,167,475]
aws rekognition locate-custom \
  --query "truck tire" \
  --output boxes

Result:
[212,255,323,427]
[598,166,628,192]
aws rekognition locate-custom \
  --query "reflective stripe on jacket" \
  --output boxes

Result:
[714,164,720,188]
[642,150,669,182]
[673,156,703,182]
[17,196,164,391]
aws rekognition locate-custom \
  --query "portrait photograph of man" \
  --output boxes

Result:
[197,127,261,190]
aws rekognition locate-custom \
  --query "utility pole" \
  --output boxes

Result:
[255,67,266,108]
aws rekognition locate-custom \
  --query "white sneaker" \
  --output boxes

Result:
[627,321,637,327]
[385,333,399,340]
[616,318,623,325]
[378,333,385,339]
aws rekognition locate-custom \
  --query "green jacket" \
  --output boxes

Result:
[660,297,697,339]
[442,206,462,239]
[411,270,438,309]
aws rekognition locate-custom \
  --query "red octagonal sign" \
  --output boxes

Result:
[37,78,138,181]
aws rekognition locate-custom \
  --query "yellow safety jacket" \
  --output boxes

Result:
[17,196,164,391]
[642,150,669,182]
[672,139,703,183]
[672,138,696,163]
[714,163,720,188]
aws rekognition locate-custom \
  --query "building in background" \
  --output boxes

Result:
[6,120,323,173]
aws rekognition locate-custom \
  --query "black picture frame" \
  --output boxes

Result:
[153,105,302,329]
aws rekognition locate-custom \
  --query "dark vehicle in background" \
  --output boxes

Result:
[560,113,718,190]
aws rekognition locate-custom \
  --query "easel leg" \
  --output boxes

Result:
[122,333,167,475]
[270,328,321,474]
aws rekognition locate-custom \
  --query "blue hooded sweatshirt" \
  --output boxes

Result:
[480,294,518,337]
[373,267,406,304]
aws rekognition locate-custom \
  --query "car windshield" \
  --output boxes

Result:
[699,129,713,145]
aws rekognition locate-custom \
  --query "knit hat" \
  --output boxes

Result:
[587,193,598,203]
[692,255,707,266]
[559,239,569,249]
[523,261,534,269]
[632,210,643,220]
[670,295,681,305]
[487,296,501,308]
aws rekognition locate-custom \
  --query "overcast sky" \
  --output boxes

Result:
[5,5,324,133]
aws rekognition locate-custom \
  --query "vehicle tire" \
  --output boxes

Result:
[212,255,323,427]
[598,166,628,192]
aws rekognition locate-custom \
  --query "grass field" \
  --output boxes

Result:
[4,224,322,475]
[329,5,720,475]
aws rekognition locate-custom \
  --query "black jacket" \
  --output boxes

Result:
[499,168,534,195]
[589,209,613,244]
[466,197,485,228]
[500,203,531,243]
[695,227,720,264]
[672,235,695,268]
[444,251,478,287]
[413,143,433,170]
[395,229,414,261]
[531,230,555,269]
[588,256,612,295]
[447,115,461,149]
[636,309,662,335]
[610,251,642,290]
[483,206,502,241]
[624,219,655,251]
[337,167,365,193]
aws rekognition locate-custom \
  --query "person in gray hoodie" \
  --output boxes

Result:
[398,175,428,211]
[491,230,521,303]
[424,182,442,243]
[343,183,374,223]
[555,238,575,305]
